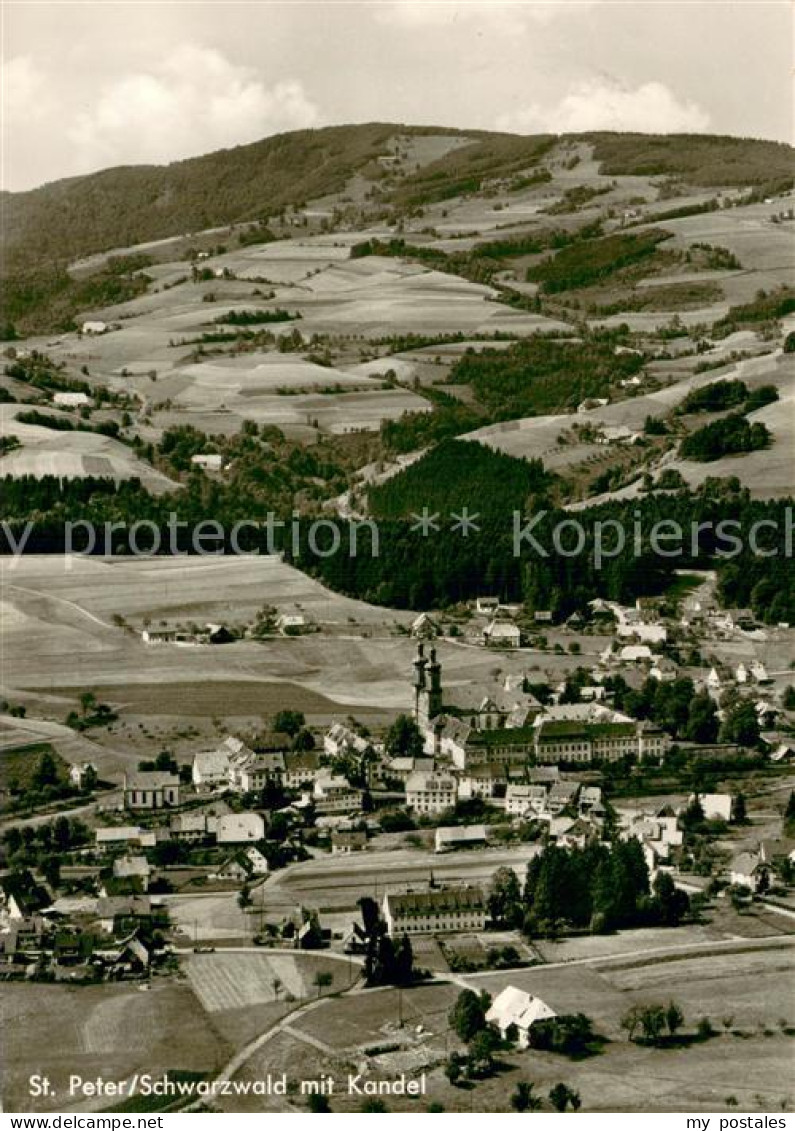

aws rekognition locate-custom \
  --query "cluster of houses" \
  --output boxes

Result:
[0,869,167,981]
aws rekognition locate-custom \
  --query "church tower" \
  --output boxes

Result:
[414,643,444,728]
[413,642,428,724]
[427,647,443,721]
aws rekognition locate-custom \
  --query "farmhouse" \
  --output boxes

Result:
[228,749,286,793]
[729,850,768,891]
[111,856,151,893]
[169,812,208,841]
[411,612,440,640]
[216,846,270,880]
[486,986,557,1048]
[123,771,180,810]
[324,722,372,759]
[475,596,500,615]
[81,320,108,335]
[483,620,521,648]
[505,783,549,818]
[96,895,155,935]
[141,628,178,645]
[283,750,321,788]
[276,613,307,635]
[382,885,487,936]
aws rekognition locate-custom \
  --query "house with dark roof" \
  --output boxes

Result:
[2,872,50,920]
[382,885,486,935]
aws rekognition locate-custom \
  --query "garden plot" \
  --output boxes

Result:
[186,953,307,1011]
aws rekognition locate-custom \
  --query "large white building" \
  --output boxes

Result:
[405,771,457,815]
[382,885,486,936]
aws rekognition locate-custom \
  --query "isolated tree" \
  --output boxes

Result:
[665,1000,685,1038]
[237,885,252,910]
[31,750,59,791]
[639,1004,667,1044]
[549,1083,578,1113]
[274,710,305,737]
[732,792,748,824]
[449,989,489,1043]
[511,1082,543,1112]
[79,691,97,718]
[313,971,333,998]
[487,866,522,928]
[306,1093,331,1113]
[621,1004,644,1042]
[444,1054,464,1087]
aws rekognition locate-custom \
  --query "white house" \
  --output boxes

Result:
[69,761,97,789]
[619,645,653,663]
[190,453,224,472]
[483,620,521,649]
[405,771,457,815]
[275,613,307,635]
[192,742,234,788]
[485,986,557,1048]
[81,320,108,335]
[53,392,92,409]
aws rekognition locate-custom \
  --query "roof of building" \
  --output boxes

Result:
[406,771,457,792]
[486,986,557,1032]
[112,856,151,879]
[124,771,180,790]
[96,895,152,919]
[385,885,485,917]
[435,825,487,846]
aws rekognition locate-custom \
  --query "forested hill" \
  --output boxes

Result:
[367,440,551,520]
[4,127,793,274]
[1,123,470,273]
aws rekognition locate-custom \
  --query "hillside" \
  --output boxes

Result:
[4,127,792,276]
[2,123,473,274]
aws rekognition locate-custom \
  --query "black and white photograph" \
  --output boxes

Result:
[1,0,794,1121]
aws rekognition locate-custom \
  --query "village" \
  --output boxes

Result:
[3,581,795,993]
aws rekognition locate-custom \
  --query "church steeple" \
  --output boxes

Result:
[427,646,443,720]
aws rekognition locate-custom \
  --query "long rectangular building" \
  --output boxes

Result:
[382,886,487,936]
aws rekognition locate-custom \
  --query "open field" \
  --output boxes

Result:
[222,939,795,1113]
[0,406,179,494]
[184,951,351,1011]
[1,980,228,1113]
